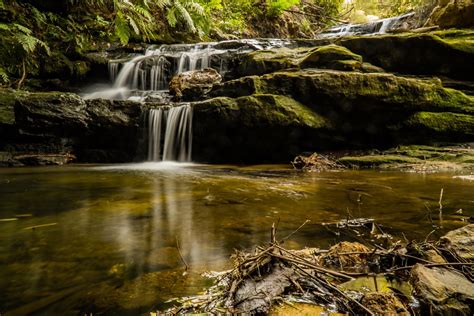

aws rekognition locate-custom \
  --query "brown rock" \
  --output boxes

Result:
[361,292,409,315]
[169,68,222,101]
[410,264,474,315]
[439,224,474,261]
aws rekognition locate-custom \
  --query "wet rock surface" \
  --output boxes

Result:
[410,264,474,315]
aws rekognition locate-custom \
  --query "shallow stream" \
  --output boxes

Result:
[0,163,473,314]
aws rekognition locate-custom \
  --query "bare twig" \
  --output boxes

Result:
[279,219,310,244]
[176,237,189,271]
[439,188,444,227]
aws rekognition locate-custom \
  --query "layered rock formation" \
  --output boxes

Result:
[1,29,473,165]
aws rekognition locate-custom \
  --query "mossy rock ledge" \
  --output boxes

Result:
[0,89,143,166]
[194,69,474,163]
[1,66,474,165]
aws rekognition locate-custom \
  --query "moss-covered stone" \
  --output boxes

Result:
[397,111,474,143]
[199,69,474,163]
[0,89,19,125]
[300,44,363,68]
[215,70,474,115]
[337,155,421,167]
[335,30,474,80]
[194,94,327,128]
[236,45,369,77]
[191,94,330,163]
[336,145,474,171]
[238,47,310,76]
[426,1,474,29]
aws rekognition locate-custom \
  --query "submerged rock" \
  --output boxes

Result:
[410,264,474,315]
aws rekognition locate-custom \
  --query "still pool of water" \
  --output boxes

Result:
[0,163,473,315]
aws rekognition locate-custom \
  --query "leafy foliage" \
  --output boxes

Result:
[267,0,301,15]
[0,16,51,87]
[346,0,434,20]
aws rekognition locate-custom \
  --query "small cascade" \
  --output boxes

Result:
[84,39,293,101]
[147,105,192,162]
[319,12,415,38]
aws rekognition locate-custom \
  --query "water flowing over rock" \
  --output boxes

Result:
[146,105,193,162]
[320,12,415,38]
[84,40,293,101]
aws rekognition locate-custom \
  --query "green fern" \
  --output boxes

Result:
[0,67,9,84]
[114,13,131,44]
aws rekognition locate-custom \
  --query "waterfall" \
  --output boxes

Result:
[147,105,193,162]
[320,12,415,38]
[84,39,293,101]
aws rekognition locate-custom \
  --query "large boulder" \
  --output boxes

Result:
[236,45,381,77]
[334,30,474,81]
[426,0,474,28]
[194,70,474,163]
[169,68,222,101]
[410,264,474,315]
[192,94,329,163]
[0,90,143,165]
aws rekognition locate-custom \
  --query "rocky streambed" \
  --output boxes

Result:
[163,223,474,315]
[0,29,473,166]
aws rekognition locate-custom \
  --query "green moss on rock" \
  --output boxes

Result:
[194,94,327,128]
[300,44,362,68]
[338,155,421,167]
[405,111,474,135]
[0,89,19,125]
[237,45,367,76]
[337,31,474,80]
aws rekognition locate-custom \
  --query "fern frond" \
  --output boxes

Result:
[14,24,33,35]
[166,7,178,27]
[114,13,131,44]
[0,23,11,31]
[0,67,9,84]
[126,15,140,35]
[187,1,204,15]
[153,0,171,9]
[134,5,153,20]
[175,1,196,32]
[17,34,38,53]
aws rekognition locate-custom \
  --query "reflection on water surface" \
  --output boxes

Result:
[0,163,473,314]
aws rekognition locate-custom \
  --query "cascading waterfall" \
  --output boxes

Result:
[84,39,292,101]
[320,12,415,38]
[147,105,193,162]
